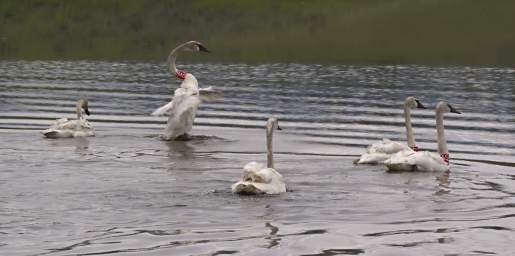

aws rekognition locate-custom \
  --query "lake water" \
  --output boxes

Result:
[1,61,514,255]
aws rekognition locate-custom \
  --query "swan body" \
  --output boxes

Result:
[152,41,216,140]
[356,96,425,164]
[385,101,461,172]
[232,118,286,195]
[385,150,449,172]
[231,162,286,194]
[42,99,94,138]
[153,74,201,140]
[357,138,411,164]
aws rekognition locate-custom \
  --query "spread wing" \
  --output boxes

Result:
[151,88,186,116]
[151,101,174,116]
[152,88,201,117]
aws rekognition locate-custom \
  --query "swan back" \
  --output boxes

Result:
[356,138,411,164]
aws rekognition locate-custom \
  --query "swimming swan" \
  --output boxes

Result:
[151,41,220,140]
[231,118,287,195]
[356,96,426,164]
[384,101,462,172]
[42,99,94,138]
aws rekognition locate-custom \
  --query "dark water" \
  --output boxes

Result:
[1,61,514,255]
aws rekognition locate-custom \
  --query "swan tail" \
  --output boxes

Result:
[42,130,59,138]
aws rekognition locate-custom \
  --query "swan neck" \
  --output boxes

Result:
[167,42,190,75]
[167,49,178,74]
[404,105,415,148]
[266,122,274,169]
[76,101,82,120]
[436,110,448,155]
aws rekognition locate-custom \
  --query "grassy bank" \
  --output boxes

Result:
[1,0,515,66]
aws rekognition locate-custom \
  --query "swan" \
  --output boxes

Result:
[42,99,94,138]
[384,101,462,172]
[231,118,287,195]
[151,41,221,140]
[356,96,426,164]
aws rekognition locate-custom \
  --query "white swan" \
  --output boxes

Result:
[231,118,287,195]
[385,101,462,172]
[356,96,426,164]
[151,41,221,140]
[42,99,94,138]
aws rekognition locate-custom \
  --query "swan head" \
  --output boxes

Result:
[437,101,462,114]
[405,96,426,109]
[267,117,282,131]
[181,41,210,53]
[77,99,90,116]
[174,41,209,80]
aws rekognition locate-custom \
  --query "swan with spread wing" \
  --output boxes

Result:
[152,41,221,140]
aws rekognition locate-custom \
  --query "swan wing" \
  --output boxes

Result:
[45,119,80,131]
[243,161,265,172]
[152,88,200,116]
[257,168,284,183]
[384,150,418,172]
[368,138,408,154]
[151,88,185,116]
[412,151,449,172]
[231,180,286,195]
[356,152,390,164]
[385,151,448,172]
[151,101,174,116]
[357,138,409,164]
[232,164,286,195]
[199,86,223,102]
[251,181,286,194]
[42,119,94,138]
[159,88,201,139]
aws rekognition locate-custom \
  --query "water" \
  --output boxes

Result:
[1,61,514,255]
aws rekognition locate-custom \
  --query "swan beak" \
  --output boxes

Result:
[198,44,210,53]
[451,109,462,114]
[277,125,282,131]
[415,100,426,109]
[84,108,90,116]
[449,105,461,114]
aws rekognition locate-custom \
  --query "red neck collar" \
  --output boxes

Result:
[440,153,449,165]
[410,145,419,152]
[176,69,187,80]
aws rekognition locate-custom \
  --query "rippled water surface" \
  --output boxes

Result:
[1,61,514,255]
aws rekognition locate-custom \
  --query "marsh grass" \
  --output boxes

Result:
[1,0,514,65]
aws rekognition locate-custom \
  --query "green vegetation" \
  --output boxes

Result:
[1,0,514,65]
